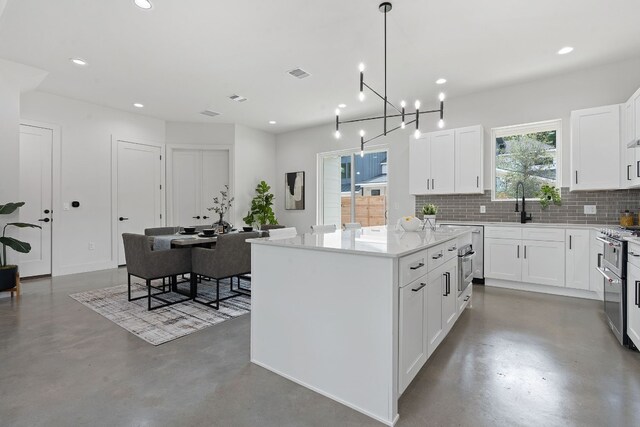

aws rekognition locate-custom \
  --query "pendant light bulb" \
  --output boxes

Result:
[438,119,445,129]
[360,149,364,158]
[401,121,405,129]
[439,92,445,102]
[400,100,406,108]
[359,129,365,138]
[414,100,421,109]
[335,108,341,116]
[359,62,366,72]
[335,130,341,139]
[359,91,365,102]
[414,129,421,139]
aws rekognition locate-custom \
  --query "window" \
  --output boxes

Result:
[492,120,561,200]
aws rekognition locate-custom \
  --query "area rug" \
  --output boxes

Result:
[69,278,250,345]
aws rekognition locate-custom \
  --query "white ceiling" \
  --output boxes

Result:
[0,0,639,133]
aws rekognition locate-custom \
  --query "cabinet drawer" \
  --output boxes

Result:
[522,227,565,242]
[629,242,640,269]
[484,226,522,240]
[399,250,429,287]
[427,242,450,271]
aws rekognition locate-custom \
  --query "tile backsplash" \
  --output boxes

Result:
[415,187,640,225]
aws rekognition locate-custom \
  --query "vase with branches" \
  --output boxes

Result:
[207,185,234,232]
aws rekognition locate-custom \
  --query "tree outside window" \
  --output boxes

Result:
[493,121,559,200]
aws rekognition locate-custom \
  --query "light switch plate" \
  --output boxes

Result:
[584,205,597,215]
[480,205,486,213]
[63,202,70,211]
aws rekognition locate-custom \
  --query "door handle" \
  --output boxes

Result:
[38,218,50,223]
[192,216,201,219]
[44,209,51,214]
[202,216,210,220]
[412,283,426,292]
[119,217,129,221]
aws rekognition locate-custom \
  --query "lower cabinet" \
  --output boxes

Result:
[521,240,565,287]
[627,263,640,347]
[484,238,521,281]
[565,229,591,290]
[399,278,428,393]
[426,258,458,357]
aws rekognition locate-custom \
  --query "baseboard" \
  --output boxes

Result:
[53,261,116,277]
[485,278,601,301]
[251,359,399,426]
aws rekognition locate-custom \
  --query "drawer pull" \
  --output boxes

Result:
[464,296,470,301]
[448,246,457,252]
[629,252,640,258]
[432,253,443,260]
[412,283,426,292]
[409,262,425,270]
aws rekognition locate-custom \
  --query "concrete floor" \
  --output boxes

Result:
[1,269,639,427]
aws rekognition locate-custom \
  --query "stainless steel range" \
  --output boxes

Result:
[597,228,629,346]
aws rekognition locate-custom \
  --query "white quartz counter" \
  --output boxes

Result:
[249,225,471,258]
[439,221,611,230]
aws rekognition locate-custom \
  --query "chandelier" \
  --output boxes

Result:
[334,2,445,156]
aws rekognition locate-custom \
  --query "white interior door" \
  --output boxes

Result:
[201,150,230,225]
[171,149,202,227]
[117,141,162,265]
[18,125,53,277]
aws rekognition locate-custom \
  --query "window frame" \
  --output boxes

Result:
[490,119,562,202]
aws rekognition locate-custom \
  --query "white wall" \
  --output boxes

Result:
[275,57,640,231]
[234,125,277,227]
[21,91,165,275]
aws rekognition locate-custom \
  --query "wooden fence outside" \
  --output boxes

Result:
[340,195,387,226]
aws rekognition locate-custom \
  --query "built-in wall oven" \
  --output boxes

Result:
[458,244,475,295]
[596,229,628,346]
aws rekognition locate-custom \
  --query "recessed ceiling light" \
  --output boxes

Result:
[70,58,88,66]
[338,104,347,108]
[269,120,277,125]
[435,78,447,85]
[558,46,574,55]
[133,103,144,108]
[134,0,152,9]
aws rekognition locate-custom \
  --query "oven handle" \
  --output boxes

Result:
[596,236,616,246]
[460,251,476,260]
[596,267,620,284]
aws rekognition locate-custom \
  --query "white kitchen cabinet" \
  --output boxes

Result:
[454,125,484,194]
[623,99,638,187]
[442,258,458,332]
[565,229,591,290]
[626,262,640,348]
[426,266,445,356]
[570,105,621,191]
[484,237,522,281]
[409,135,430,194]
[521,240,565,287]
[399,277,428,393]
[633,87,640,141]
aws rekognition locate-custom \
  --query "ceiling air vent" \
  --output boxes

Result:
[288,68,311,79]
[200,109,221,117]
[229,94,247,102]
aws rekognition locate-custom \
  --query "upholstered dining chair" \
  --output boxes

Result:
[190,232,260,309]
[311,224,337,233]
[144,226,180,236]
[122,233,192,310]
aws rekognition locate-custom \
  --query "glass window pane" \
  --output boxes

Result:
[353,151,388,226]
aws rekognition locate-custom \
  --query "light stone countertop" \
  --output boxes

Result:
[249,225,472,258]
[438,221,613,230]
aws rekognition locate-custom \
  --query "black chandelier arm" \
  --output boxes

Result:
[362,82,402,114]
[362,119,417,146]
[338,107,442,126]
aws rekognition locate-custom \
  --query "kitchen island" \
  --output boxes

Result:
[249,226,473,426]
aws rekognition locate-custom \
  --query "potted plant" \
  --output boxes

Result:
[537,185,561,209]
[1,202,41,290]
[207,185,234,233]
[243,180,278,230]
[421,203,439,231]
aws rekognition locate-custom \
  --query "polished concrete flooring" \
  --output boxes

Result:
[1,269,639,427]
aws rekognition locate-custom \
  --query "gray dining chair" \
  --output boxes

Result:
[122,233,192,310]
[144,226,180,236]
[190,232,260,309]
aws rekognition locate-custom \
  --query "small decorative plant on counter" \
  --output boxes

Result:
[537,185,561,209]
[1,202,41,291]
[243,180,278,230]
[421,203,439,231]
[208,185,234,233]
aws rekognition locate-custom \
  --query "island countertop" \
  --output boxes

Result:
[249,225,471,258]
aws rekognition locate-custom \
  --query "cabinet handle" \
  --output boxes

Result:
[628,164,632,181]
[464,296,470,301]
[476,176,479,188]
[524,245,527,259]
[442,274,447,297]
[629,252,640,258]
[636,281,640,307]
[432,253,443,260]
[597,253,603,268]
[409,262,425,270]
[432,178,435,189]
[517,245,520,259]
[427,179,430,190]
[637,160,640,178]
[575,170,578,184]
[569,235,572,250]
[448,246,457,252]
[447,272,451,295]
[412,283,426,292]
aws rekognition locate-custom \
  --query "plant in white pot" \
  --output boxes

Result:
[0,202,41,290]
[421,203,439,231]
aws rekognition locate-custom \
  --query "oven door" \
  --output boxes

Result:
[599,266,625,345]
[458,251,475,294]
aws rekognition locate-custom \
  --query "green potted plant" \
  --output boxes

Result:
[537,185,561,209]
[243,180,278,229]
[1,202,41,290]
[421,203,439,231]
[207,184,234,233]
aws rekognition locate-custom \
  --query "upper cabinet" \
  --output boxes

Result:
[570,105,621,191]
[623,87,640,188]
[409,125,484,195]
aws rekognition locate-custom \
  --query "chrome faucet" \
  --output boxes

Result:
[514,181,532,224]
